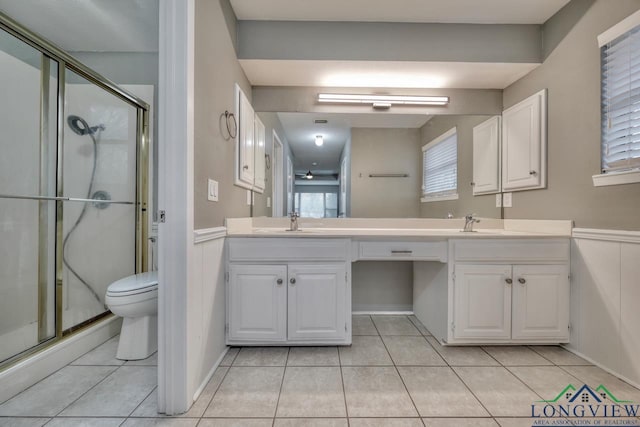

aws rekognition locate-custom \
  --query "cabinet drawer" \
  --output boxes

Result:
[228,238,350,262]
[453,239,569,263]
[356,240,447,262]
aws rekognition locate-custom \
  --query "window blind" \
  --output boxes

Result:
[422,130,457,197]
[602,25,640,172]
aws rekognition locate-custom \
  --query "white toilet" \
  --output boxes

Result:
[105,271,158,360]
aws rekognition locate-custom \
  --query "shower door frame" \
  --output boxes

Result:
[0,11,151,369]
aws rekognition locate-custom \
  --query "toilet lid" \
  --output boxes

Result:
[107,271,158,296]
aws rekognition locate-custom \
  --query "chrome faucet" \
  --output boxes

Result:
[289,211,299,231]
[463,214,480,232]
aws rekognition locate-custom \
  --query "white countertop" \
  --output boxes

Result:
[224,218,573,239]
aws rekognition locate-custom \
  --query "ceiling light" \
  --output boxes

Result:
[312,162,318,166]
[317,93,449,106]
[315,135,324,146]
[305,170,313,179]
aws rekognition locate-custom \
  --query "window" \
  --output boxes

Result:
[421,127,458,202]
[595,10,640,186]
[295,191,338,218]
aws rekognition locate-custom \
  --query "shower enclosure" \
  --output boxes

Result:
[0,13,149,367]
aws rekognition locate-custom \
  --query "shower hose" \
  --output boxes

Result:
[62,119,107,310]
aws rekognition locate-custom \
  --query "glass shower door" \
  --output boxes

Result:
[0,29,58,362]
[61,69,138,331]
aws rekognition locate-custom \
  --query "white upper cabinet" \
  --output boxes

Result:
[501,89,547,192]
[253,115,266,193]
[472,116,501,195]
[235,85,255,189]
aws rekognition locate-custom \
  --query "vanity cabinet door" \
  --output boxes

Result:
[501,89,546,192]
[253,115,266,193]
[228,264,287,342]
[472,116,501,195]
[236,85,255,189]
[453,264,512,340]
[287,264,347,341]
[511,264,569,341]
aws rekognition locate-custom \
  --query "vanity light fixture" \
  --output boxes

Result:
[317,93,449,107]
[305,170,314,179]
[315,135,324,147]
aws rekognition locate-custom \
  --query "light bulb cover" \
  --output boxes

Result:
[315,135,324,146]
[305,170,313,179]
[317,93,449,106]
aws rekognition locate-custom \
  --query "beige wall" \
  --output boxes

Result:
[503,0,640,230]
[194,0,253,229]
[419,115,501,219]
[350,128,421,217]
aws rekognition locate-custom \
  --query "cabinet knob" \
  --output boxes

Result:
[276,278,283,285]
[290,278,296,285]
[243,165,249,170]
[518,278,526,284]
[529,170,537,175]
[505,278,513,284]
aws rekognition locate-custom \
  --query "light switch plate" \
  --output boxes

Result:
[496,193,502,208]
[207,179,218,202]
[503,192,513,208]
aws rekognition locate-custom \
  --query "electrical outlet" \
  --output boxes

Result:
[267,197,271,208]
[496,193,502,208]
[503,192,513,208]
[207,179,218,202]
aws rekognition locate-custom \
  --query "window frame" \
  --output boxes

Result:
[593,9,640,187]
[420,127,459,203]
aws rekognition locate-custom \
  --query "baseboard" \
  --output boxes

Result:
[191,346,229,403]
[0,316,121,404]
[562,346,640,390]
[352,310,414,315]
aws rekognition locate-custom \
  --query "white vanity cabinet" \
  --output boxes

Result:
[416,238,570,345]
[501,89,547,192]
[226,238,351,345]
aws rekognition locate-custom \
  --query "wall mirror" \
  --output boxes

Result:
[251,111,503,220]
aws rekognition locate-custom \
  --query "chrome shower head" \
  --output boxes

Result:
[67,115,105,136]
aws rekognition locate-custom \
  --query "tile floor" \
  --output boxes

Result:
[1,315,639,427]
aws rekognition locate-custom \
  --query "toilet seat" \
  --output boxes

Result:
[106,271,158,298]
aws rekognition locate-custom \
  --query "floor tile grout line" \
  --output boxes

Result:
[49,363,124,419]
[126,384,158,419]
[201,363,234,419]
[372,315,422,419]
[272,346,290,426]
[195,365,231,419]
[337,326,351,427]
[448,362,494,418]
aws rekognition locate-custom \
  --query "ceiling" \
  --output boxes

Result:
[0,0,158,52]
[277,112,432,175]
[229,0,571,24]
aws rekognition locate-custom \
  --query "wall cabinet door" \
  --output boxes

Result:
[472,116,501,195]
[236,85,255,188]
[287,264,347,341]
[253,115,266,193]
[228,264,287,342]
[511,264,569,341]
[502,89,546,192]
[453,264,512,340]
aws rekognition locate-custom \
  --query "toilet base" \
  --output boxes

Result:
[116,314,157,360]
